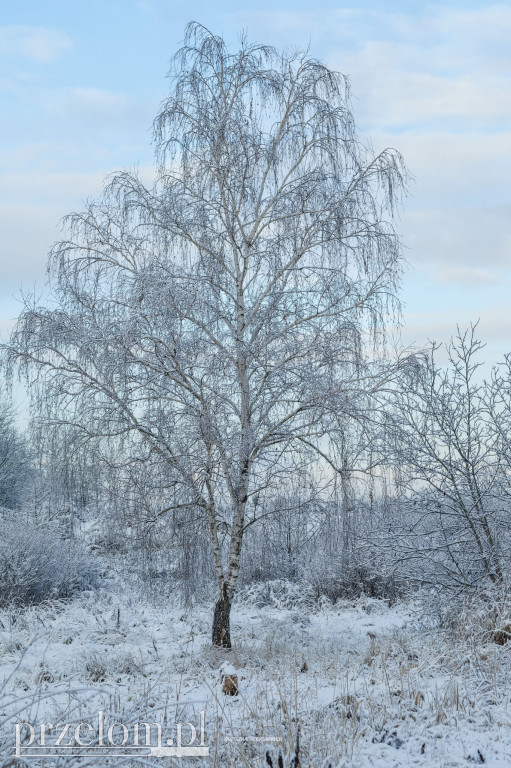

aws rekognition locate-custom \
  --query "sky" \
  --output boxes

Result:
[1,1,510,385]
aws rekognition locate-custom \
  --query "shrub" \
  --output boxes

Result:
[0,510,100,607]
[236,579,316,610]
[309,565,403,605]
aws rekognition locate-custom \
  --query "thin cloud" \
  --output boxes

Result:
[436,267,499,285]
[2,3,510,363]
[402,207,511,271]
[231,6,511,128]
[401,308,511,362]
[0,26,72,63]
[44,87,130,122]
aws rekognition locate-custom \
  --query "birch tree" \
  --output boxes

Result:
[5,23,407,646]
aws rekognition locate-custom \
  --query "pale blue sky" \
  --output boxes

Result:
[1,1,510,370]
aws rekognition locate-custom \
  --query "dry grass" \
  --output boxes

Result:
[0,589,510,766]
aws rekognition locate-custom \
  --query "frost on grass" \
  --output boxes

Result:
[0,587,510,767]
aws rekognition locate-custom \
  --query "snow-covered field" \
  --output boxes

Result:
[1,582,511,767]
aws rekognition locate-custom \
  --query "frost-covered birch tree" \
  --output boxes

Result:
[5,23,407,646]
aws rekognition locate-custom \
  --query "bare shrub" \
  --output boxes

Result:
[236,580,316,611]
[310,564,403,604]
[0,510,100,607]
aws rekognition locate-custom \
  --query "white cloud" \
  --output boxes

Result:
[231,6,511,129]
[44,87,130,122]
[401,308,511,364]
[372,131,511,200]
[436,267,499,285]
[0,170,109,292]
[343,56,511,131]
[0,165,156,294]
[401,206,511,271]
[2,4,510,362]
[328,7,511,131]
[0,26,72,63]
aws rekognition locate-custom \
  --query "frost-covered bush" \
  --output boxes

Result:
[431,584,511,646]
[308,564,403,605]
[0,510,100,607]
[236,579,316,610]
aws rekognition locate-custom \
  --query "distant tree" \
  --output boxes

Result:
[389,327,506,588]
[0,397,30,510]
[5,23,407,646]
[488,349,511,533]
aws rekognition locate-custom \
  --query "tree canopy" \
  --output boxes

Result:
[6,23,408,646]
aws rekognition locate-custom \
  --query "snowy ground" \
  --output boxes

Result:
[1,581,510,766]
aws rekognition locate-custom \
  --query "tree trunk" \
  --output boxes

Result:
[212,583,232,649]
